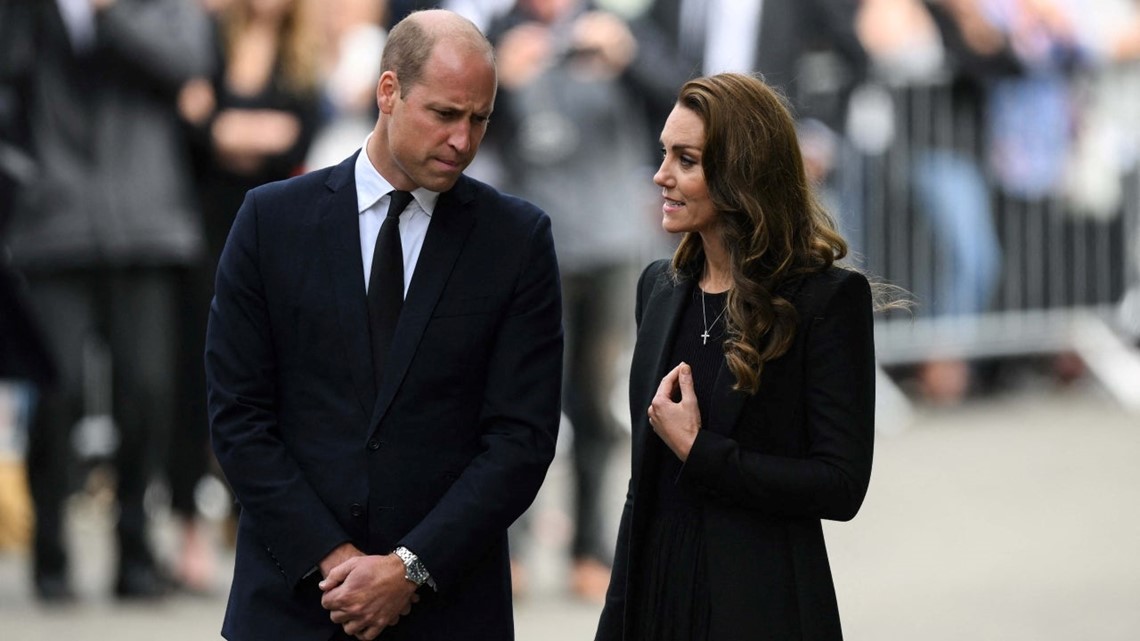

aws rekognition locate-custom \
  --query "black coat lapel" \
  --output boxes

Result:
[632,270,747,442]
[368,177,477,433]
[320,152,376,416]
[629,270,691,486]
[640,282,689,394]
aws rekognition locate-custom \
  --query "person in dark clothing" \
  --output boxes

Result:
[0,0,213,602]
[597,73,878,641]
[206,10,562,640]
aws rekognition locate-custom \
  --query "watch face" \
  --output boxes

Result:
[397,548,428,585]
[408,566,428,585]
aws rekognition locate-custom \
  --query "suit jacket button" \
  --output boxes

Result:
[367,439,381,451]
[350,503,364,517]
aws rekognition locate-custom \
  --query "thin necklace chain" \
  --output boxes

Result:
[700,289,728,345]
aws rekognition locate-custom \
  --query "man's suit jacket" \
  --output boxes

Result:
[206,153,563,640]
[596,260,875,640]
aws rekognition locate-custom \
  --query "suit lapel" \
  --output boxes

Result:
[368,177,477,433]
[634,271,748,441]
[319,152,376,416]
[639,278,690,399]
[629,271,690,486]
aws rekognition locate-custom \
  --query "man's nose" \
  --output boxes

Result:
[449,122,473,154]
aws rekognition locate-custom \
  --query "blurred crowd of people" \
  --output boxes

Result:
[1,0,1138,607]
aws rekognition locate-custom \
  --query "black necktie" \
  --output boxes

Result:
[368,190,414,388]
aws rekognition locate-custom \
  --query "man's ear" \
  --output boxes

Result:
[377,71,400,115]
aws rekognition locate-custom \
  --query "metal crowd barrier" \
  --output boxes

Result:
[846,69,1140,410]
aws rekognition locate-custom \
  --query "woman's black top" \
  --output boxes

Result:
[633,287,728,641]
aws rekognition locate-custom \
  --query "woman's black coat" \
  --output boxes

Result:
[596,259,876,640]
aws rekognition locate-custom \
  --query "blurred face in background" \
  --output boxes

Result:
[520,0,578,23]
[654,104,717,236]
[377,40,496,192]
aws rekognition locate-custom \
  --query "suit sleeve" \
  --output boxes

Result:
[398,212,563,592]
[681,271,876,521]
[206,191,351,586]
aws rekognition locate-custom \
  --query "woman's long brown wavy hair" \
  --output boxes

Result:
[670,73,848,394]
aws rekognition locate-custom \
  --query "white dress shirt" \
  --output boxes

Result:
[56,0,97,53]
[355,136,439,295]
[702,0,764,76]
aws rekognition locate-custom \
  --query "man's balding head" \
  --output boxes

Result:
[380,9,496,96]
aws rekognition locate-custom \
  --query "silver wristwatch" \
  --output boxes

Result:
[393,546,432,587]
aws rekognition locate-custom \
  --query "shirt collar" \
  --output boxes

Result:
[354,134,439,216]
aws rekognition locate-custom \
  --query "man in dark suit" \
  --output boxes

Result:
[205,9,563,641]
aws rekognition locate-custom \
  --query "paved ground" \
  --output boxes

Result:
[2,382,1138,640]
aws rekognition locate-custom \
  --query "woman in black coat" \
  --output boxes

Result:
[596,73,878,641]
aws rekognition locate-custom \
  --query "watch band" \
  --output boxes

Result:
[393,546,434,589]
